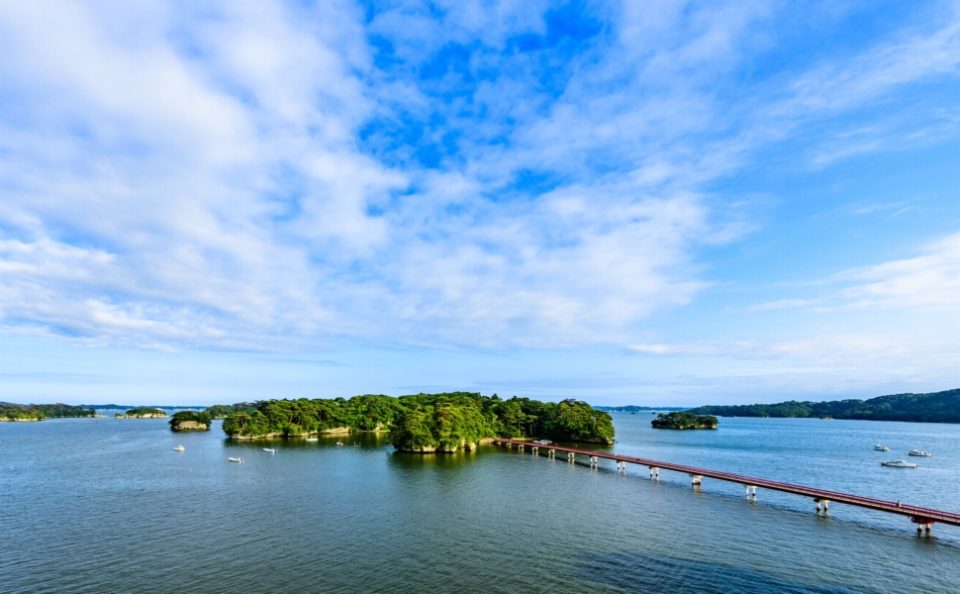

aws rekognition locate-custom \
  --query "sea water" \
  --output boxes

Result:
[2,414,958,593]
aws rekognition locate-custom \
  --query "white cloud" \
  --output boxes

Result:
[1,0,960,359]
[839,232,960,310]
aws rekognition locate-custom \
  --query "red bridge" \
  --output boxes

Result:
[493,438,960,535]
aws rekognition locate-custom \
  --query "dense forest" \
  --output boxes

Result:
[688,388,960,423]
[205,403,256,419]
[221,393,614,452]
[651,411,718,429]
[0,402,96,421]
[170,410,212,431]
[120,407,167,418]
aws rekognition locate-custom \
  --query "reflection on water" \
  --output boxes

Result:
[2,415,959,593]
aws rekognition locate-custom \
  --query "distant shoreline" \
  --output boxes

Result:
[687,387,960,425]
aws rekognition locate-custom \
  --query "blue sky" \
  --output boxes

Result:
[1,1,959,406]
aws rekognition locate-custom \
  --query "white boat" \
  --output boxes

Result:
[873,444,889,452]
[228,456,244,464]
[173,445,185,452]
[908,449,932,457]
[336,441,344,447]
[881,460,917,468]
[305,437,318,442]
[262,448,276,454]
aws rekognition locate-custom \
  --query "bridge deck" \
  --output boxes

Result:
[493,438,960,527]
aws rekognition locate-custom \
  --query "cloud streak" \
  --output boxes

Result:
[0,0,959,367]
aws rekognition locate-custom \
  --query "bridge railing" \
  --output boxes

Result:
[492,438,960,528]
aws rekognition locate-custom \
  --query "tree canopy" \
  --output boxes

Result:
[0,403,95,421]
[122,407,167,418]
[651,411,718,430]
[170,410,212,431]
[220,393,614,452]
[687,388,960,423]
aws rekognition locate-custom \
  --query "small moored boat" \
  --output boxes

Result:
[336,441,344,447]
[873,444,889,452]
[908,449,932,457]
[228,456,244,464]
[173,445,185,452]
[881,460,917,468]
[262,448,276,454]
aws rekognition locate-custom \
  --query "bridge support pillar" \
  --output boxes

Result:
[590,456,599,469]
[744,485,757,500]
[691,475,702,487]
[649,467,659,480]
[532,446,538,456]
[912,517,935,535]
[548,449,555,459]
[567,452,575,464]
[616,461,627,473]
[815,498,828,513]
[518,444,524,452]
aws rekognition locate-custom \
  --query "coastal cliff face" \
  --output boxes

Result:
[170,420,209,432]
[396,439,480,453]
[169,411,212,432]
[228,427,354,440]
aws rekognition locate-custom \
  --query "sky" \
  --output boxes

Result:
[1,0,959,407]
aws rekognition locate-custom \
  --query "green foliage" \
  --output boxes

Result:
[0,405,43,421]
[390,393,495,451]
[687,388,960,423]
[220,392,615,451]
[651,411,718,430]
[205,403,256,419]
[123,407,167,417]
[0,402,95,421]
[222,395,405,438]
[541,399,615,443]
[170,410,212,431]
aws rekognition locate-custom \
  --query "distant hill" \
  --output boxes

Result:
[688,388,960,424]
[595,405,686,412]
[0,403,96,421]
[84,404,206,410]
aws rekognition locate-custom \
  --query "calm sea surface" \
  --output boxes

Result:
[2,414,959,593]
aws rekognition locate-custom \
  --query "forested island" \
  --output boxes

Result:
[597,405,686,413]
[688,387,960,423]
[117,407,167,419]
[170,410,212,431]
[221,392,614,452]
[651,411,718,429]
[205,403,255,419]
[0,402,96,421]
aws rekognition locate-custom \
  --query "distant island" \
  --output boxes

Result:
[651,411,718,430]
[117,407,168,419]
[0,402,96,422]
[170,410,211,432]
[89,403,206,411]
[687,387,960,423]
[596,405,686,413]
[221,392,614,452]
[205,403,256,419]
